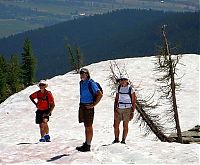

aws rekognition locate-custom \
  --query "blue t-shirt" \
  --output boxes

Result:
[80,79,99,104]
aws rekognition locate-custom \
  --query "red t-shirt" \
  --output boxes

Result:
[30,90,54,110]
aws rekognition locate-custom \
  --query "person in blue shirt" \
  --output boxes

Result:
[76,68,103,152]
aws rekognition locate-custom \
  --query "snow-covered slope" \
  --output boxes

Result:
[0,54,199,164]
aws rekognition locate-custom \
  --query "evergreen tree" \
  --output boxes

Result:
[0,55,9,103]
[7,55,23,93]
[21,38,36,86]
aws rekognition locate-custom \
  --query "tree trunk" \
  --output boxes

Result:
[169,58,183,143]
[136,101,171,142]
[162,25,183,143]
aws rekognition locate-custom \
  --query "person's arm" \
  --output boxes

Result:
[29,93,37,106]
[47,92,55,115]
[114,93,119,120]
[114,93,119,112]
[93,90,103,107]
[49,102,55,114]
[130,91,136,120]
[131,92,136,112]
[86,90,102,109]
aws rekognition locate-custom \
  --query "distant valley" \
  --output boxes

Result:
[0,0,198,38]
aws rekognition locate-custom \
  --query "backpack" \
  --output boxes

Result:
[36,90,50,109]
[118,85,133,104]
[88,79,103,101]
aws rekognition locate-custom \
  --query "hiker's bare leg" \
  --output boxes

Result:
[39,119,49,137]
[114,120,120,140]
[43,118,49,134]
[85,126,93,144]
[122,121,129,140]
[39,123,46,138]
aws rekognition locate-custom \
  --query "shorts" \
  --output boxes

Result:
[116,108,132,122]
[35,109,50,124]
[79,104,94,127]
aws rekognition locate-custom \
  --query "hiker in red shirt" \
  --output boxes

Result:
[29,80,55,142]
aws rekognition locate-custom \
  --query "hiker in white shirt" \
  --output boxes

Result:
[113,75,136,144]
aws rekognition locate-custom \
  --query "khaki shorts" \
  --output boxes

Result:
[79,104,94,127]
[116,108,132,122]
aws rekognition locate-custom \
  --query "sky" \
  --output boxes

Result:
[0,54,199,164]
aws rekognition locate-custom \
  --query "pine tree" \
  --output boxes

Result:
[0,55,9,103]
[21,38,36,87]
[7,55,23,93]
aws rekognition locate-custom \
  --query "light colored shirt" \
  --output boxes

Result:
[117,85,135,109]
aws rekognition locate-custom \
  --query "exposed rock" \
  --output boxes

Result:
[169,125,200,144]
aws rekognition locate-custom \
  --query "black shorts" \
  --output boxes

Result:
[35,109,50,124]
[79,104,94,127]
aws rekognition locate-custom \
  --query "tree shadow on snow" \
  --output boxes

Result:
[17,142,39,145]
[46,154,69,162]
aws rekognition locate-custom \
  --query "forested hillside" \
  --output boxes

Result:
[0,9,199,80]
[0,0,198,38]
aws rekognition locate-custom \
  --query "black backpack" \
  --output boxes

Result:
[88,79,103,101]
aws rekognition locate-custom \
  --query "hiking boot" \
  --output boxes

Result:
[121,139,126,144]
[39,137,46,142]
[112,139,120,144]
[44,134,51,142]
[76,142,91,152]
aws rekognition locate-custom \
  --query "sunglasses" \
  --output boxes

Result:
[80,71,87,74]
[119,78,128,81]
[39,83,46,86]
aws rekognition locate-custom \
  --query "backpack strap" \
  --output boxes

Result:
[117,85,121,94]
[37,90,50,109]
[128,86,132,100]
[88,79,95,101]
[118,85,132,94]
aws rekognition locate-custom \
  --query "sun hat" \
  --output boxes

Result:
[38,80,48,88]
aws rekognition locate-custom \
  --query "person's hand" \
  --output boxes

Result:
[114,109,119,119]
[130,112,134,120]
[43,112,51,117]
[85,104,94,109]
[35,102,38,108]
[47,111,52,116]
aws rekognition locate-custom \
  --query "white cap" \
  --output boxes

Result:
[117,74,128,82]
[38,80,48,88]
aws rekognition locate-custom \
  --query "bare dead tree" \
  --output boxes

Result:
[154,25,183,143]
[109,61,171,142]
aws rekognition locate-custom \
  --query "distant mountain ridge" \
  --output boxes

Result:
[0,9,199,80]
